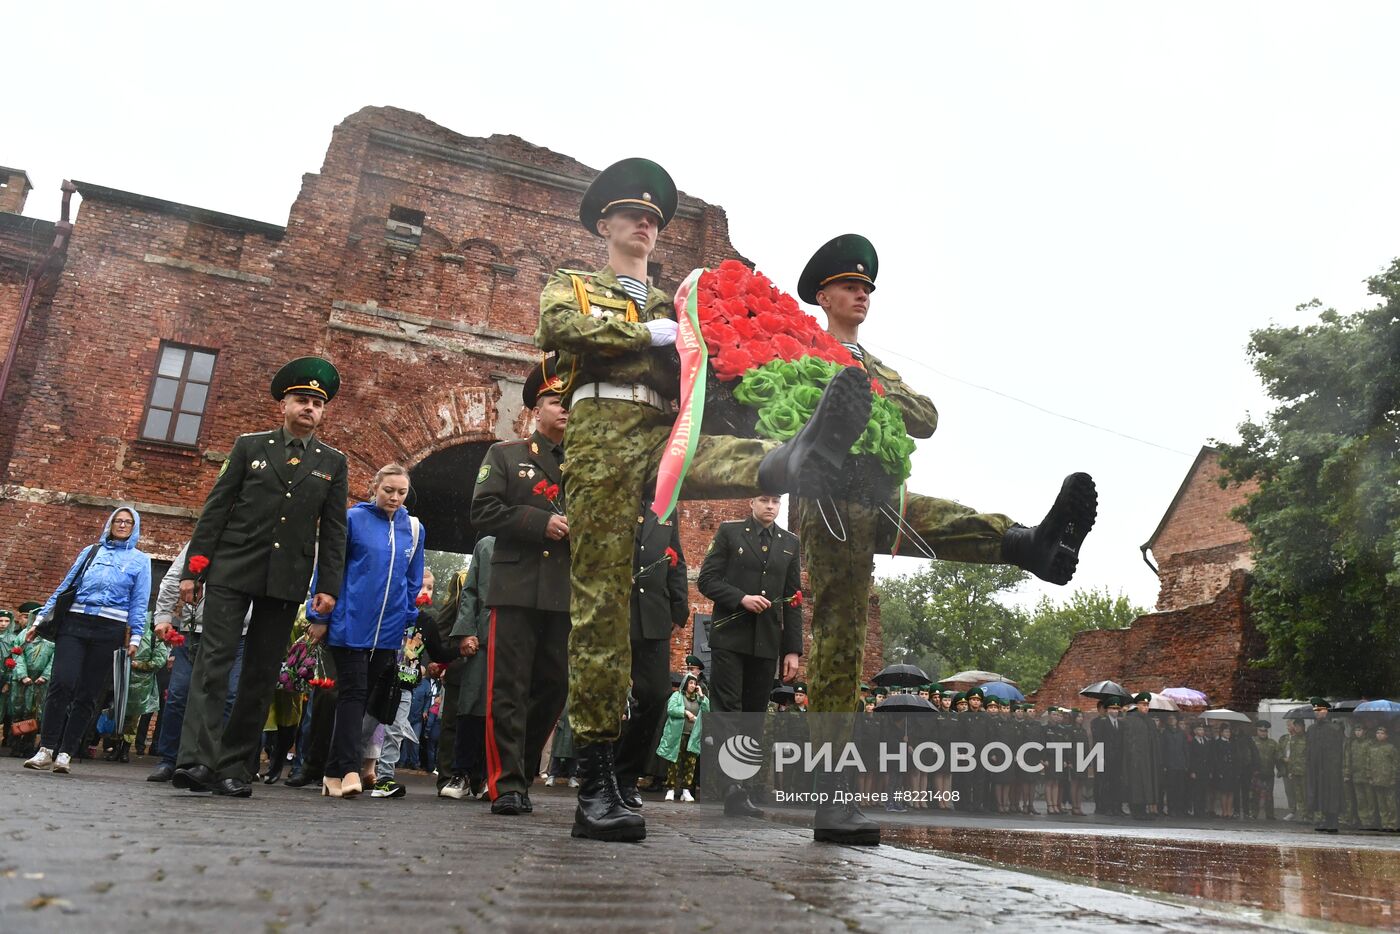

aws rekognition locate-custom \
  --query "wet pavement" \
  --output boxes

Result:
[1,758,1392,932]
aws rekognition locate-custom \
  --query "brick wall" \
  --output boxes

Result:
[1148,448,1257,611]
[1035,570,1278,712]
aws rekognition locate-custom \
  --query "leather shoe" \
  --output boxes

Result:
[491,791,525,815]
[212,777,253,798]
[172,764,215,792]
[146,762,176,783]
[724,784,764,818]
[284,768,320,788]
[521,791,533,814]
[617,780,643,811]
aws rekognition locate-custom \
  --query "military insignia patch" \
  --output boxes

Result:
[476,464,491,484]
[218,459,230,478]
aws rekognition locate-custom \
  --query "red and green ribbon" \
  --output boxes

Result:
[651,268,708,522]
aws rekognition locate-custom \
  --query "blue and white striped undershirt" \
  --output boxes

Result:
[616,274,649,308]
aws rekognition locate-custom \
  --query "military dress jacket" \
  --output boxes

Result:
[184,428,349,603]
[631,510,688,641]
[697,519,802,661]
[470,431,570,613]
[536,266,680,400]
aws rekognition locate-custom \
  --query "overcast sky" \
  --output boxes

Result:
[11,2,1400,611]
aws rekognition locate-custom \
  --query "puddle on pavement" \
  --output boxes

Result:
[879,824,1400,929]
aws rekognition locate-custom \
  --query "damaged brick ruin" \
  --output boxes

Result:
[1036,447,1278,711]
[0,108,882,679]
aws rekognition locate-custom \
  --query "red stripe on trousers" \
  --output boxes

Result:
[484,607,504,800]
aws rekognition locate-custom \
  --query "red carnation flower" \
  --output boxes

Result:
[788,591,804,608]
[415,593,432,607]
[545,483,560,502]
[532,479,549,496]
[188,555,210,574]
[322,679,336,690]
[871,379,886,397]
[10,646,21,655]
[4,658,14,669]
[665,547,679,568]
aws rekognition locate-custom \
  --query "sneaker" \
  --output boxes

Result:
[568,776,580,789]
[544,775,555,787]
[371,779,406,799]
[469,777,487,799]
[23,748,55,770]
[53,753,73,774]
[681,789,695,802]
[665,789,676,801]
[439,775,467,799]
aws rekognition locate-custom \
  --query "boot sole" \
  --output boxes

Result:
[813,828,881,845]
[571,822,647,842]
[796,367,874,496]
[1040,473,1098,584]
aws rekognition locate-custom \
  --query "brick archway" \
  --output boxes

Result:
[408,440,496,555]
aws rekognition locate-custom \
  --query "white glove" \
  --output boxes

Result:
[645,318,678,347]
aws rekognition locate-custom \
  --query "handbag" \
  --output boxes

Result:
[367,662,403,725]
[36,543,100,641]
[10,718,39,736]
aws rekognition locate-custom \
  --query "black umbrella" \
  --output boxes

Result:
[1283,705,1315,721]
[875,694,935,713]
[770,685,796,705]
[873,663,931,689]
[1331,699,1363,713]
[1079,680,1132,701]
[110,649,131,729]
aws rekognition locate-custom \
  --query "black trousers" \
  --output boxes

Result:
[484,606,569,798]
[40,616,124,757]
[1165,769,1187,816]
[435,665,463,789]
[452,713,485,779]
[709,647,775,713]
[178,585,299,780]
[615,636,670,783]
[326,645,396,779]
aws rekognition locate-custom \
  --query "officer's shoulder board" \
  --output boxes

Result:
[556,267,594,278]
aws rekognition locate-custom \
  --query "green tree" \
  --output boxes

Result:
[1003,589,1142,692]
[876,563,1030,678]
[1216,260,1400,696]
[877,567,1143,690]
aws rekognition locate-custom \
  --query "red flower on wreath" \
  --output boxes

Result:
[188,555,210,574]
[665,547,679,568]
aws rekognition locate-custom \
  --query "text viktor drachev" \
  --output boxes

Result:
[772,741,1106,775]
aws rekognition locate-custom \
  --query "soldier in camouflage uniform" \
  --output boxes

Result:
[1253,720,1282,820]
[793,234,1098,845]
[1282,718,1310,821]
[536,158,872,843]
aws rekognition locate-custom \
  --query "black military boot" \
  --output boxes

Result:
[615,777,644,811]
[724,783,764,818]
[813,769,881,845]
[572,742,646,842]
[999,473,1097,585]
[757,366,873,496]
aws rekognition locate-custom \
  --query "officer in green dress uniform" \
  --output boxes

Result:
[166,357,349,797]
[535,158,874,843]
[794,234,1098,844]
[470,361,573,816]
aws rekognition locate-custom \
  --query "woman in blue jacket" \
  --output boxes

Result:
[307,465,424,798]
[23,506,152,775]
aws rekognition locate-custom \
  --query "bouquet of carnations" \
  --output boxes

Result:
[692,260,916,494]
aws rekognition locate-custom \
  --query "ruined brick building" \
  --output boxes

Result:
[0,108,882,679]
[1036,446,1278,711]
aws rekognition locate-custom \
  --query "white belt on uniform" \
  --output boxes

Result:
[570,381,668,412]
